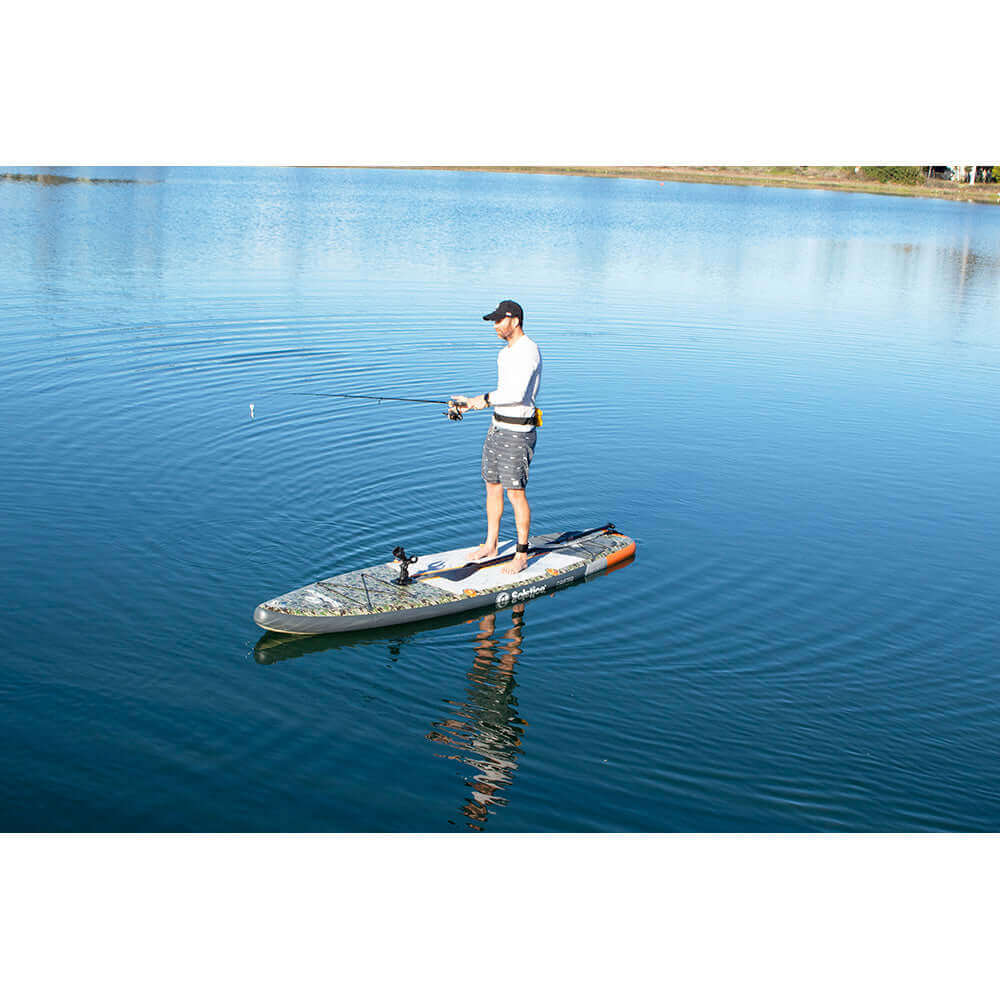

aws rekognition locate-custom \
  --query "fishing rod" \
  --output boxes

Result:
[293,391,470,420]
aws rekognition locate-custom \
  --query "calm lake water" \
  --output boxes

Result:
[2,166,999,831]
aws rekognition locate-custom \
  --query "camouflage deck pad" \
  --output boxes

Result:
[258,531,634,620]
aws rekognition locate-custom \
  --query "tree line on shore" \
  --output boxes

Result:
[859,166,997,185]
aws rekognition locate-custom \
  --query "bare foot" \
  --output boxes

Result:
[502,553,529,575]
[468,543,498,562]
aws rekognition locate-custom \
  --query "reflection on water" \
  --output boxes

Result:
[252,607,484,665]
[942,235,997,307]
[428,605,528,831]
[252,603,532,831]
[252,567,634,831]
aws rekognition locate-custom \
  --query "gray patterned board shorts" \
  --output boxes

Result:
[481,425,537,489]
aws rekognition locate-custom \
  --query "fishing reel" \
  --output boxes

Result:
[392,546,419,584]
[445,401,464,421]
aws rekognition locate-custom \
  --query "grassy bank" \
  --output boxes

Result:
[388,165,1000,205]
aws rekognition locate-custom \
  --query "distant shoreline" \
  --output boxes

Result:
[352,165,1000,206]
[5,166,996,206]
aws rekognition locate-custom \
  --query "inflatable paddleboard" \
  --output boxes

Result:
[253,524,635,635]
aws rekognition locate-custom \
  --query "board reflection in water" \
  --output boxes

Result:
[251,565,632,832]
[253,604,531,832]
[428,605,528,831]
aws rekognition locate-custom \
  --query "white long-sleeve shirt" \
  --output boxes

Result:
[490,334,541,432]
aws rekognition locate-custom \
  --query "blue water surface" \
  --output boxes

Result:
[1,166,999,831]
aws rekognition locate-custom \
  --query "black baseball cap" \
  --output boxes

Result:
[483,300,523,323]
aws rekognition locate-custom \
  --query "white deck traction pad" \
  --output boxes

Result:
[417,542,585,595]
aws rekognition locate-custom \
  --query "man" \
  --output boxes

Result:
[451,300,542,575]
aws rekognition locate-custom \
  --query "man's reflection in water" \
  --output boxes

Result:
[427,604,527,831]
